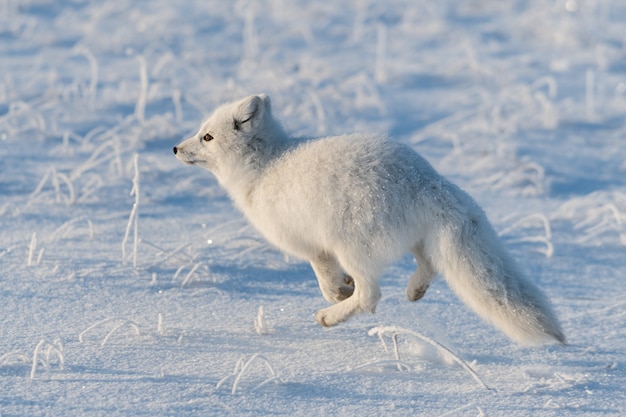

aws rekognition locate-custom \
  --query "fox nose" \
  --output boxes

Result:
[173,146,178,154]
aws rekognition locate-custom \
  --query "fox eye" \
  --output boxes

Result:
[202,133,214,142]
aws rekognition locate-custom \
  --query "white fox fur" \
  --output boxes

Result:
[173,94,565,345]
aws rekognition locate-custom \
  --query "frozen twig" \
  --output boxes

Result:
[477,161,546,196]
[576,203,623,244]
[142,241,192,267]
[531,76,557,99]
[72,46,99,110]
[30,339,64,380]
[157,313,164,335]
[49,216,87,242]
[181,262,204,286]
[70,139,122,181]
[27,232,37,267]
[254,306,268,335]
[0,351,30,366]
[135,56,148,123]
[500,213,554,258]
[391,333,403,371]
[56,172,75,205]
[552,192,626,246]
[26,167,74,208]
[368,326,491,390]
[349,359,412,373]
[172,264,188,282]
[410,110,475,145]
[122,154,140,267]
[216,354,281,394]
[0,101,45,135]
[79,317,141,347]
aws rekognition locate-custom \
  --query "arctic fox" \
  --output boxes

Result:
[173,94,565,345]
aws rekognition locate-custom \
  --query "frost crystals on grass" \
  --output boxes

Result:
[26,232,37,267]
[0,351,30,369]
[134,56,148,124]
[366,326,491,391]
[254,305,269,335]
[552,191,626,246]
[500,213,554,258]
[157,313,164,335]
[172,260,214,287]
[122,153,140,268]
[79,317,141,347]
[26,166,75,208]
[29,339,64,380]
[216,354,282,394]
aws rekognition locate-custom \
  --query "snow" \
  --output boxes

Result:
[1,0,625,415]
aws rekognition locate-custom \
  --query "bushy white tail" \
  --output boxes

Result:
[430,210,566,346]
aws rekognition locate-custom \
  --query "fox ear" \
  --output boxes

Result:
[258,94,271,113]
[234,94,269,131]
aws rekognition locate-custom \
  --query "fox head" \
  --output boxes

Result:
[173,94,287,186]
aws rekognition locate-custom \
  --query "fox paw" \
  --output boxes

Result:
[315,307,347,327]
[336,286,353,301]
[343,274,354,287]
[336,275,355,300]
[407,285,429,302]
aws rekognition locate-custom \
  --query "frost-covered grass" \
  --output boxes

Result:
[1,0,626,415]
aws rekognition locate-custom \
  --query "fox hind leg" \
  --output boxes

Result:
[406,244,436,301]
[315,276,381,327]
[315,255,382,327]
[310,252,355,304]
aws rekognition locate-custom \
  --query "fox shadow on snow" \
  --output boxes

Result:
[209,263,320,300]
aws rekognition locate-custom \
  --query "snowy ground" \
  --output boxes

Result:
[1,0,626,415]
